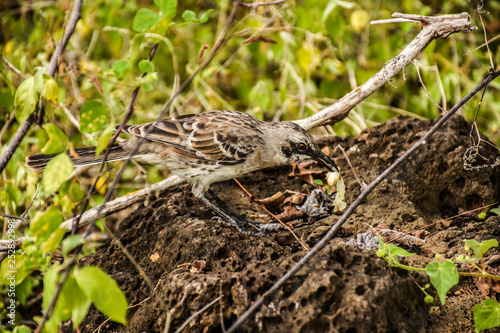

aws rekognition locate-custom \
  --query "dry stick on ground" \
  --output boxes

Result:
[0,0,83,173]
[226,69,500,333]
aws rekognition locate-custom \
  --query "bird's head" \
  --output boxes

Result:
[269,122,339,172]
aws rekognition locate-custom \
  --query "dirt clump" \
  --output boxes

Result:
[73,115,500,332]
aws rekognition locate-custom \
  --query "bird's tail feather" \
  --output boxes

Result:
[26,144,128,172]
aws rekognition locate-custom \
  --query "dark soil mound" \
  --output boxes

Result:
[73,115,500,333]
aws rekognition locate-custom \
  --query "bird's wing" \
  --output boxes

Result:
[119,111,265,164]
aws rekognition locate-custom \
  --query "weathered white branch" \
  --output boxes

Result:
[294,13,476,130]
[61,175,183,231]
[0,176,183,251]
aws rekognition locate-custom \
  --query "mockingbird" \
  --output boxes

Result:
[26,110,339,234]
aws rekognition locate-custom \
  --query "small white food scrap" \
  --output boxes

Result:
[326,171,347,212]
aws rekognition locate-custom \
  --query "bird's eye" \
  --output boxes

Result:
[297,143,307,151]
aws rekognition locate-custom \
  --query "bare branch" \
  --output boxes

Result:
[63,176,183,232]
[294,13,476,130]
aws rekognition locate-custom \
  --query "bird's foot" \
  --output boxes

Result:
[211,216,285,235]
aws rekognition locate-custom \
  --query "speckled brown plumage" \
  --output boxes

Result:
[26,110,338,234]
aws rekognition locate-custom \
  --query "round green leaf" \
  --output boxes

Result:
[74,266,127,325]
[181,10,197,22]
[112,60,131,77]
[426,260,459,305]
[80,100,110,134]
[474,299,500,332]
[138,60,154,74]
[132,8,161,33]
[155,0,177,19]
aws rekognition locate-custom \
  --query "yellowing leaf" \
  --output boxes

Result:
[42,225,66,254]
[42,153,73,193]
[296,47,313,75]
[1,254,32,285]
[29,206,64,240]
[95,124,114,156]
[14,77,38,122]
[350,10,370,33]
[43,77,59,103]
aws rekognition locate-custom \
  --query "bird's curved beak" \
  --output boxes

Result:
[312,151,339,172]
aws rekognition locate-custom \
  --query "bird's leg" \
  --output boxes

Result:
[207,189,247,220]
[191,184,284,235]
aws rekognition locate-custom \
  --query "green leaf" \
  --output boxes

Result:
[42,153,73,193]
[41,123,68,154]
[74,266,127,324]
[155,0,177,19]
[474,298,500,332]
[313,179,324,185]
[62,276,92,328]
[138,60,154,74]
[326,14,345,40]
[14,76,38,122]
[16,277,33,305]
[43,76,59,103]
[42,225,66,254]
[96,124,114,156]
[132,8,161,33]
[426,260,459,304]
[388,244,415,257]
[42,263,63,311]
[112,60,131,77]
[199,9,214,23]
[1,254,32,285]
[61,234,85,255]
[490,207,500,215]
[29,206,64,240]
[13,325,32,333]
[182,10,197,22]
[465,239,499,260]
[80,100,110,133]
[43,264,72,332]
[34,70,44,94]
